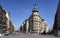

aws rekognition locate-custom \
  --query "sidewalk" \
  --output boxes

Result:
[0,34,4,36]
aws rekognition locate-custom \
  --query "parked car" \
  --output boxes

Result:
[4,31,9,36]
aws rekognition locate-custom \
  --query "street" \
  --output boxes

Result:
[0,32,60,38]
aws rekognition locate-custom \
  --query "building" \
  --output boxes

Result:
[0,5,14,33]
[6,11,10,31]
[45,25,49,33]
[20,25,23,32]
[25,19,29,33]
[6,12,14,32]
[53,0,60,36]
[0,5,7,33]
[29,4,47,33]
[40,19,47,33]
[20,4,47,34]
[29,4,42,33]
[9,20,14,32]
[21,19,29,33]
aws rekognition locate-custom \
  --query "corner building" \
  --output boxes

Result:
[20,4,47,34]
[29,4,41,33]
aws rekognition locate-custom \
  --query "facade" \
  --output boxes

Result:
[53,0,60,36]
[9,20,14,32]
[20,25,23,32]
[20,4,47,33]
[25,19,29,33]
[29,4,42,33]
[0,5,14,33]
[0,5,7,33]
[40,19,47,33]
[45,25,49,33]
[6,12,14,32]
[6,11,10,31]
[21,19,29,33]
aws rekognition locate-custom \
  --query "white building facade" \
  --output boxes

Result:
[6,11,10,30]
[20,4,48,34]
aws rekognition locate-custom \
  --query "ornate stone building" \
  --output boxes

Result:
[53,0,60,36]
[29,4,42,33]
[29,4,47,33]
[20,4,47,33]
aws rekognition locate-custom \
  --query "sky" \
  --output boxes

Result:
[0,0,59,30]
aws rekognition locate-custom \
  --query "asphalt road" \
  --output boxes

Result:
[0,32,60,38]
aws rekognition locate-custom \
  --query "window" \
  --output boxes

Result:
[36,23,38,25]
[34,23,36,25]
[37,18,38,20]
[34,18,36,20]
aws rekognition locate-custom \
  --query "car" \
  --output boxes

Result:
[4,31,10,36]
